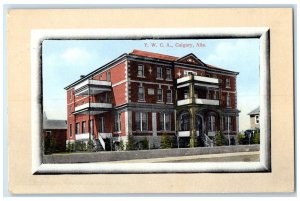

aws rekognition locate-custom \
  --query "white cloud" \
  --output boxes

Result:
[61,47,92,65]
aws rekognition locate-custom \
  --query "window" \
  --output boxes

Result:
[106,71,111,81]
[184,70,197,77]
[180,112,190,131]
[160,113,171,131]
[226,78,230,88]
[167,90,172,103]
[138,65,144,77]
[224,116,232,131]
[70,91,72,100]
[69,106,72,114]
[255,115,260,124]
[99,117,104,133]
[75,123,80,134]
[184,90,189,99]
[157,88,163,102]
[69,124,72,137]
[82,121,86,133]
[213,91,219,100]
[138,87,145,101]
[166,68,172,80]
[208,115,216,132]
[89,120,93,134]
[105,93,110,103]
[157,67,163,79]
[115,113,121,132]
[135,112,148,131]
[226,93,231,108]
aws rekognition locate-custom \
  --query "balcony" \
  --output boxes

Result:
[74,102,112,115]
[75,133,90,141]
[177,75,219,85]
[177,98,219,106]
[74,80,111,96]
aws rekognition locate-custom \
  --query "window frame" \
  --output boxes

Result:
[115,113,121,132]
[135,112,148,131]
[137,64,144,77]
[166,68,172,80]
[69,124,72,137]
[167,89,172,103]
[82,121,86,133]
[157,88,163,102]
[156,66,163,79]
[75,122,80,134]
[138,86,145,101]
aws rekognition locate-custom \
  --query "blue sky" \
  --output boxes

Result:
[42,38,260,131]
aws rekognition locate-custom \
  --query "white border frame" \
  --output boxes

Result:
[31,28,270,174]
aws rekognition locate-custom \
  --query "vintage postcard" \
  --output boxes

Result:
[7,8,294,194]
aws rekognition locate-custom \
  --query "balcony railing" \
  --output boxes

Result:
[177,98,219,106]
[74,102,112,114]
[177,75,219,85]
[74,80,112,96]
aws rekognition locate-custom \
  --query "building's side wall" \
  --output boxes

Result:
[250,114,260,129]
[44,129,67,152]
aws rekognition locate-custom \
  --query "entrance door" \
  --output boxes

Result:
[196,114,203,135]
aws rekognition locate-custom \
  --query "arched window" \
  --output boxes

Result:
[180,112,190,131]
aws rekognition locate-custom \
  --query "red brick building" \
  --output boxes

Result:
[64,50,239,150]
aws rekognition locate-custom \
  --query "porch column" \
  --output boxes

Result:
[125,110,132,136]
[189,107,196,147]
[152,112,157,137]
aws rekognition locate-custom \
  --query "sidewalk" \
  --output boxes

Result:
[97,151,260,163]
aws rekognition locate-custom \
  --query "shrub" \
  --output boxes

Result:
[87,139,95,152]
[66,141,75,153]
[141,137,149,150]
[215,131,224,146]
[160,133,172,149]
[253,129,260,144]
[126,135,137,150]
[119,139,125,151]
[237,133,246,145]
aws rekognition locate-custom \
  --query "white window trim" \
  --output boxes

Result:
[157,88,163,102]
[167,89,173,103]
[136,112,148,131]
[137,64,145,78]
[166,68,172,80]
[138,86,145,102]
[156,66,163,80]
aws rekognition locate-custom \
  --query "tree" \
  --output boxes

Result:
[87,139,95,152]
[160,133,172,149]
[253,129,260,144]
[215,131,224,146]
[126,135,136,150]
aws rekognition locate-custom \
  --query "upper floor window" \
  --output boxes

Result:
[106,71,111,81]
[135,112,148,131]
[138,65,144,77]
[226,78,230,88]
[138,87,145,101]
[69,106,72,114]
[70,91,72,100]
[167,89,172,103]
[255,115,260,124]
[166,68,172,80]
[115,113,121,132]
[226,93,231,108]
[157,88,163,102]
[184,70,197,77]
[213,91,219,100]
[157,67,163,79]
[82,121,86,133]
